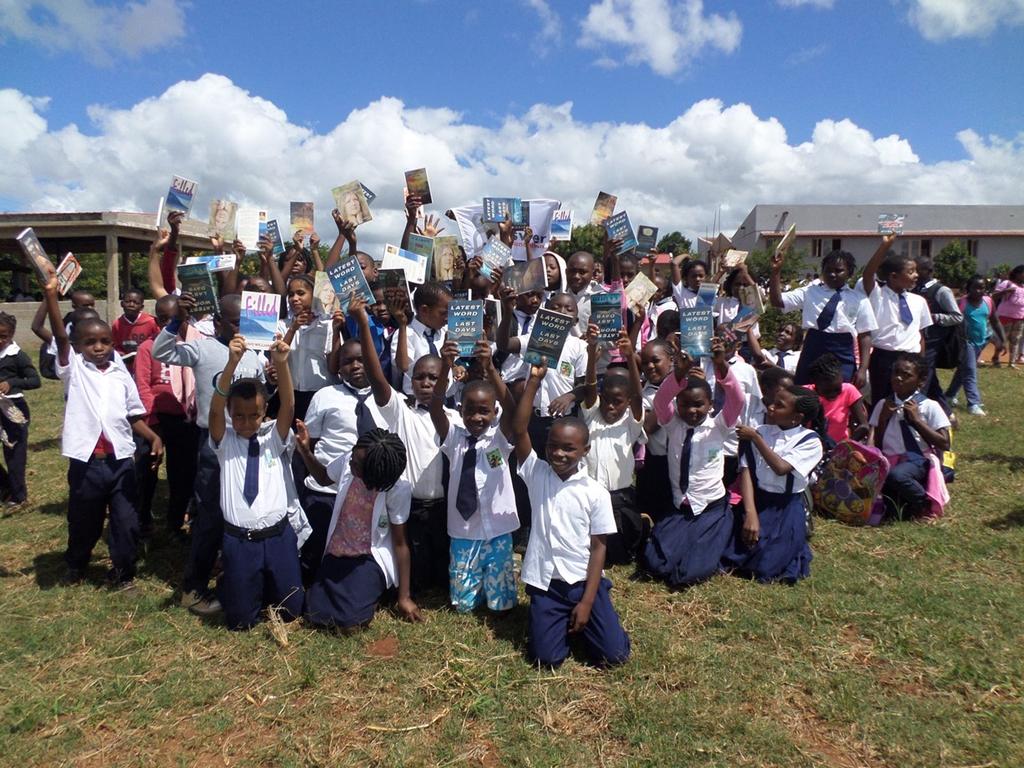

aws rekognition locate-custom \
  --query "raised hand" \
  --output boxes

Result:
[309,231,321,252]
[227,334,247,363]
[347,293,368,320]
[269,335,290,365]
[420,213,445,237]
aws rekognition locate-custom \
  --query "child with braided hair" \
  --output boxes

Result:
[298,426,422,629]
[722,386,826,583]
[807,353,869,444]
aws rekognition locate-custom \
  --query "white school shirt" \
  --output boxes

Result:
[510,333,588,412]
[440,422,520,540]
[302,383,386,494]
[289,315,334,392]
[663,410,735,514]
[571,281,603,336]
[325,454,412,589]
[392,317,446,394]
[764,348,800,374]
[378,389,456,500]
[56,352,145,462]
[672,283,699,310]
[739,424,823,494]
[211,422,290,530]
[869,396,950,456]
[499,308,538,378]
[518,450,617,590]
[781,282,877,335]
[581,401,646,491]
[641,381,668,456]
[869,285,932,352]
[703,356,763,456]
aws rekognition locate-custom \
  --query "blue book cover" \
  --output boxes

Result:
[176,262,219,316]
[636,225,659,253]
[265,219,286,255]
[523,308,574,367]
[603,211,638,254]
[480,239,512,280]
[679,307,714,358]
[482,197,523,224]
[550,209,573,241]
[327,255,375,314]
[697,281,719,308]
[360,183,376,205]
[447,299,484,358]
[239,291,281,351]
[590,292,622,343]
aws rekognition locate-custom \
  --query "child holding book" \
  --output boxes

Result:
[0,312,40,510]
[431,338,520,614]
[208,335,305,630]
[42,268,163,589]
[581,328,646,564]
[671,259,708,310]
[642,338,742,587]
[283,274,333,421]
[111,287,158,374]
[636,338,676,523]
[393,282,451,394]
[512,360,631,668]
[869,353,950,521]
[746,324,803,374]
[722,387,826,583]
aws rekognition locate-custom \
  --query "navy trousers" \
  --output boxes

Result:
[66,455,139,578]
[0,398,29,503]
[868,348,903,407]
[299,489,336,586]
[183,429,223,594]
[526,577,630,668]
[407,497,450,595]
[218,522,304,630]
[883,454,930,519]
[607,486,642,565]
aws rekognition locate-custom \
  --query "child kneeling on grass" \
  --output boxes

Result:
[208,335,306,631]
[513,360,631,669]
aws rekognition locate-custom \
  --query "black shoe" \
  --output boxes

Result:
[60,567,85,586]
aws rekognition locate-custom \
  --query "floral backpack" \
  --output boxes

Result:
[811,439,891,526]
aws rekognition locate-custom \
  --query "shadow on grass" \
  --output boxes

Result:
[36,499,66,516]
[28,437,61,453]
[986,505,1024,530]
[31,549,110,590]
[969,452,1024,472]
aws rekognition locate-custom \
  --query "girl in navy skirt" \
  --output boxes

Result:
[640,336,743,587]
[637,338,675,523]
[722,386,825,584]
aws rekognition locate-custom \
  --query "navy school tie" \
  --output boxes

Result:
[243,434,260,506]
[898,293,914,326]
[816,289,842,331]
[521,315,532,335]
[678,427,694,498]
[353,391,376,437]
[896,399,924,456]
[425,328,439,357]
[455,435,479,521]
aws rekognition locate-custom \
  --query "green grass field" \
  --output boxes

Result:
[1,368,1022,767]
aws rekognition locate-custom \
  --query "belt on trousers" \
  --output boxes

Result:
[413,497,445,510]
[223,516,288,541]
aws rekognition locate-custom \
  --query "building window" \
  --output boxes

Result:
[967,239,979,259]
[831,238,842,252]
[920,239,931,259]
[811,238,823,259]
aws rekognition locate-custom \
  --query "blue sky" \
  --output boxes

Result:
[1,0,1022,243]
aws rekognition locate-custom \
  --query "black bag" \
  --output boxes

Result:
[923,282,967,370]
[38,344,58,380]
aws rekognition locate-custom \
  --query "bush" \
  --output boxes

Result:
[934,239,976,289]
[756,307,802,349]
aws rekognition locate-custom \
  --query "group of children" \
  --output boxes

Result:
[9,197,1003,670]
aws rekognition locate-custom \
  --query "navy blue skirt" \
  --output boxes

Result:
[721,488,811,583]
[641,494,732,587]
[794,329,856,385]
[636,453,674,522]
[304,553,386,629]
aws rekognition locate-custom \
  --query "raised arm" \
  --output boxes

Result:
[495,288,521,354]
[39,269,70,366]
[400,194,422,251]
[652,345,694,425]
[429,340,458,443]
[219,239,246,296]
[30,299,52,344]
[148,228,172,300]
[583,324,599,409]
[512,362,546,464]
[861,234,897,295]
[618,330,643,421]
[209,334,246,444]
[352,295,393,407]
[710,337,743,427]
[768,249,785,309]
[294,419,331,488]
[269,337,294,441]
[260,237,287,296]
[325,210,356,269]
[746,326,769,368]
[308,231,324,272]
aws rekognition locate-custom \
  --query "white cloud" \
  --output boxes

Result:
[523,0,560,43]
[908,0,1024,40]
[579,0,742,76]
[0,0,186,64]
[777,0,835,8]
[1,74,1022,251]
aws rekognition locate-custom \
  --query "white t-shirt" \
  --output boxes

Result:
[581,401,646,491]
[518,451,617,590]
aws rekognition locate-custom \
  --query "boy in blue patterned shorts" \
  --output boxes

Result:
[430,337,519,613]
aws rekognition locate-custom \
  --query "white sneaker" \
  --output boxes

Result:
[968,405,986,416]
[949,396,959,407]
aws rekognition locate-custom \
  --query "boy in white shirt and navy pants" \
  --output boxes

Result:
[208,335,305,630]
[41,271,163,588]
[512,359,631,669]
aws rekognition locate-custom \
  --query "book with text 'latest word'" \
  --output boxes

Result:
[549,209,573,241]
[360,183,376,206]
[240,291,281,351]
[774,223,797,256]
[382,243,428,285]
[503,257,546,296]
[624,271,658,314]
[16,228,52,286]
[590,191,616,225]
[56,252,82,296]
[604,211,638,254]
[679,307,714,358]
[265,219,286,255]
[878,213,905,235]
[404,168,432,204]
[184,253,237,273]
[176,262,219,316]
[313,271,339,316]
[524,308,574,367]
[162,175,197,226]
[636,225,659,253]
[209,200,238,241]
[290,202,314,239]
[590,292,623,344]
[378,269,411,319]
[327,255,376,314]
[447,300,484,358]
[235,207,262,252]
[482,197,523,224]
[480,239,512,280]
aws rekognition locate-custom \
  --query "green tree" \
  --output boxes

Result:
[934,239,976,289]
[549,223,605,259]
[744,247,810,285]
[655,231,692,256]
